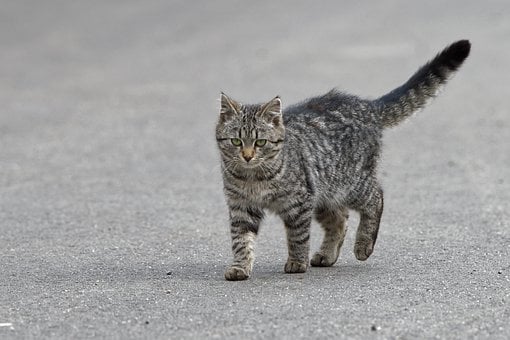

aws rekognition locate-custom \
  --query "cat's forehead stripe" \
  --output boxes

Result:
[239,126,257,138]
[238,109,259,139]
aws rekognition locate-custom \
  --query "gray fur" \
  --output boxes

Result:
[216,40,470,280]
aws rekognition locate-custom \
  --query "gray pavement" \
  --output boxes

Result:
[1,1,509,339]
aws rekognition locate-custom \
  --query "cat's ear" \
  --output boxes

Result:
[259,96,283,126]
[260,96,282,115]
[219,92,241,122]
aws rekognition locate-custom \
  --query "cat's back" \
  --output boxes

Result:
[283,89,380,129]
[282,89,382,161]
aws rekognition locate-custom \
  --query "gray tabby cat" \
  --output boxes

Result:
[216,40,471,280]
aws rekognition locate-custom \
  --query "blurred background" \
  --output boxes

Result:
[1,1,509,338]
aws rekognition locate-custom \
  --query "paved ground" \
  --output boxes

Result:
[1,1,509,339]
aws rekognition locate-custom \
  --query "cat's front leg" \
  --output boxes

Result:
[281,201,313,274]
[224,205,264,281]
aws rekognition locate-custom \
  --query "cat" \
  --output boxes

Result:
[215,40,471,280]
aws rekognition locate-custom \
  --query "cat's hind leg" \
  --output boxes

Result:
[353,186,383,261]
[311,205,349,267]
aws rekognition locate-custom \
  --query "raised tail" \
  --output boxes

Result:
[376,40,471,128]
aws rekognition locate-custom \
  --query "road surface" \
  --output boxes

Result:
[1,1,509,339]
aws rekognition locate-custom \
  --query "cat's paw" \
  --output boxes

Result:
[284,259,308,273]
[310,251,337,267]
[354,240,374,261]
[224,266,250,281]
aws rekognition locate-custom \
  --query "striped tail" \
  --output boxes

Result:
[376,40,471,128]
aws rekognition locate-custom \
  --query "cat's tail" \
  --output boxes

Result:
[376,40,471,128]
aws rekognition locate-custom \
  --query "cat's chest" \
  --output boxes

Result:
[231,179,283,207]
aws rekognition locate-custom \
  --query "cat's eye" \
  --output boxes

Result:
[255,139,267,147]
[231,138,242,146]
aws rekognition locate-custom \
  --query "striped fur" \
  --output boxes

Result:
[216,40,470,280]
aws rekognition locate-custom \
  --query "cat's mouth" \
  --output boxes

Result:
[236,157,263,169]
[240,161,261,169]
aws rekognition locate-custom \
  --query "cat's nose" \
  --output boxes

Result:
[242,148,255,162]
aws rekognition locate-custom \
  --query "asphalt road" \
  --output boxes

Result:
[1,1,509,339]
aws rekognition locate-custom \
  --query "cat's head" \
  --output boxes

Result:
[216,93,285,169]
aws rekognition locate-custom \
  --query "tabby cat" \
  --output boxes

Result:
[216,40,470,280]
